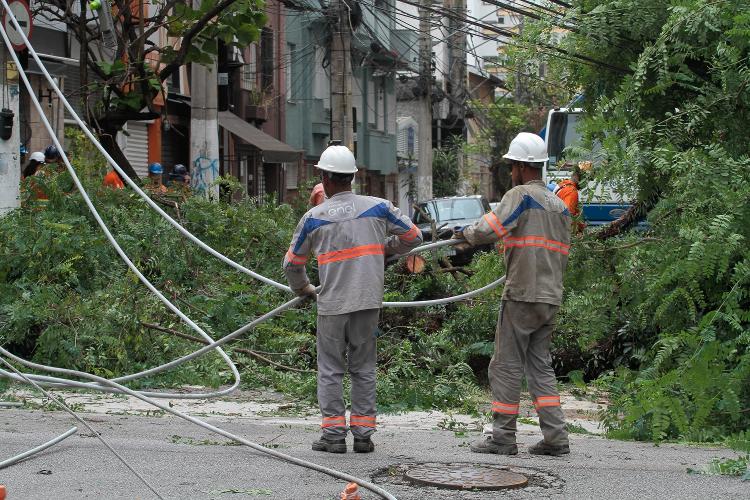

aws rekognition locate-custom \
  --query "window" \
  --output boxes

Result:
[241,46,257,91]
[286,43,295,100]
[285,162,298,189]
[260,28,274,90]
[497,16,505,25]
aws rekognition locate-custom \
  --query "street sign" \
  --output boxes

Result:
[3,0,33,52]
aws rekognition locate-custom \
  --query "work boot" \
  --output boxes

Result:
[353,437,375,453]
[312,436,347,454]
[470,437,518,455]
[528,440,570,457]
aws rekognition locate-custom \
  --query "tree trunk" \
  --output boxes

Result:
[97,128,139,181]
[595,201,646,240]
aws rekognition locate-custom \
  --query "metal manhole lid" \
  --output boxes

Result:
[405,463,528,490]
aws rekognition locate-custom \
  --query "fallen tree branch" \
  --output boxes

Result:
[593,237,661,252]
[140,322,315,374]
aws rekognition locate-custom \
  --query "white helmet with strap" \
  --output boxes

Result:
[503,132,548,163]
[315,145,358,174]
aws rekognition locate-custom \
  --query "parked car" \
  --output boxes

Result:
[412,195,494,264]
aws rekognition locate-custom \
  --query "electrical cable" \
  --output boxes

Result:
[0,356,165,499]
[0,426,78,470]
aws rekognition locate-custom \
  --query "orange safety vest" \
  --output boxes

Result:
[555,180,584,232]
[102,170,125,189]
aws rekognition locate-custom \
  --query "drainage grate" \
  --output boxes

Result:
[404,463,528,490]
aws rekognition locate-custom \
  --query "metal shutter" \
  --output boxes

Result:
[124,122,149,178]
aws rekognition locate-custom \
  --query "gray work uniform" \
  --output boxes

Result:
[283,191,423,438]
[464,179,571,446]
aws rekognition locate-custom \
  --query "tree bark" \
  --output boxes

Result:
[97,128,139,181]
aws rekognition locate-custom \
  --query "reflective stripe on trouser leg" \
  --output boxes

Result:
[317,313,349,438]
[346,308,379,438]
[525,311,568,446]
[488,301,523,445]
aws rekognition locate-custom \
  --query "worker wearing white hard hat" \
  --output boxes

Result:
[284,142,422,454]
[452,132,572,457]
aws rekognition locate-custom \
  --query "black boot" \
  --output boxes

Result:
[353,437,375,453]
[312,436,347,453]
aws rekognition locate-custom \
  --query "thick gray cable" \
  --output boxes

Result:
[0,426,78,470]
[0,347,398,500]
[0,355,165,499]
[0,13,242,401]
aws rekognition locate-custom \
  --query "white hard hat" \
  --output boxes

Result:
[503,132,548,163]
[315,145,358,174]
[29,151,45,163]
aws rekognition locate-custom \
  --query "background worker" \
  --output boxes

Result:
[102,167,125,189]
[146,162,167,194]
[553,164,585,233]
[454,132,572,457]
[169,164,191,187]
[309,182,325,207]
[43,144,62,165]
[22,151,45,179]
[283,144,422,454]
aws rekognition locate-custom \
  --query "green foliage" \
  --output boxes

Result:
[520,0,750,443]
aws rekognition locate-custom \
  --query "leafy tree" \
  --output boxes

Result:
[33,0,267,179]
[515,0,750,441]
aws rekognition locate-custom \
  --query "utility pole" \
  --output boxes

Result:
[417,0,433,202]
[330,0,353,151]
[190,0,220,200]
[0,43,20,214]
[446,0,468,194]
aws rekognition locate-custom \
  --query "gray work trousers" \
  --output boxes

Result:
[317,308,379,439]
[489,300,569,446]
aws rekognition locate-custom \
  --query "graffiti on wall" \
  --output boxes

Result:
[191,156,219,196]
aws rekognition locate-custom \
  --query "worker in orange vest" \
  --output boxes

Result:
[102,168,125,189]
[553,165,584,233]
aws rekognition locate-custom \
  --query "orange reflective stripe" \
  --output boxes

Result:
[318,244,385,265]
[321,416,346,428]
[285,249,308,265]
[484,212,507,238]
[504,235,570,255]
[350,415,377,428]
[533,396,561,409]
[399,225,420,242]
[491,401,520,415]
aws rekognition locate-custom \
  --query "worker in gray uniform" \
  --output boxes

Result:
[454,132,572,456]
[283,144,423,454]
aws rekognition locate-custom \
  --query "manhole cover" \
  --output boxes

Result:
[405,463,528,490]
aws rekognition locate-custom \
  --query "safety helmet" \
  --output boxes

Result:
[44,144,60,160]
[29,151,45,163]
[173,164,187,176]
[503,132,548,164]
[315,145,358,174]
[148,162,163,174]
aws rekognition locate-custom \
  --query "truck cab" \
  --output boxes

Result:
[544,108,633,226]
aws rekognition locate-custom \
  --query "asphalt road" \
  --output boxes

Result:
[1,405,746,499]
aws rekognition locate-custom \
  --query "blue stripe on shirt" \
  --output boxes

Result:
[293,217,333,254]
[502,195,545,227]
[358,202,410,230]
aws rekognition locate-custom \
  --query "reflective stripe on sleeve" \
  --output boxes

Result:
[317,244,386,265]
[399,225,420,242]
[285,249,308,265]
[484,212,508,238]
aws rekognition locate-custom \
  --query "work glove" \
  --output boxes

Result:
[451,226,472,253]
[295,284,317,300]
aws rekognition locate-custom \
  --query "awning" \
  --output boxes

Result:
[218,111,300,163]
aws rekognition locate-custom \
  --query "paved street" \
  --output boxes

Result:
[0,390,746,499]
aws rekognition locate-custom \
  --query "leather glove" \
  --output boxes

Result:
[295,283,317,299]
[451,225,471,252]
